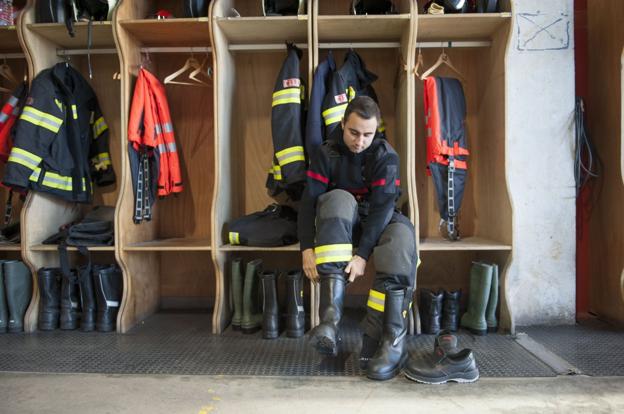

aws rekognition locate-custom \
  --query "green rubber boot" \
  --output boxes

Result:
[241,259,263,334]
[0,260,9,332]
[460,262,492,336]
[230,258,244,331]
[4,260,33,333]
[485,263,499,333]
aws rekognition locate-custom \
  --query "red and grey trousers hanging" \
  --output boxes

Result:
[423,76,469,241]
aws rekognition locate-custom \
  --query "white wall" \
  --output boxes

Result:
[506,0,577,327]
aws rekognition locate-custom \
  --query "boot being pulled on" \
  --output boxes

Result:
[309,274,345,357]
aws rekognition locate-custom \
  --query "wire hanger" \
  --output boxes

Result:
[188,52,212,87]
[0,57,15,92]
[414,48,424,77]
[420,49,465,82]
[164,52,205,86]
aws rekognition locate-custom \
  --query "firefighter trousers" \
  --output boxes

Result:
[314,189,418,341]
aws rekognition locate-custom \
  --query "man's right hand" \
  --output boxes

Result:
[302,248,319,283]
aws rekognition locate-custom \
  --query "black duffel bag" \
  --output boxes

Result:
[226,204,297,247]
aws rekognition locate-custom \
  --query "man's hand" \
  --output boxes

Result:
[302,249,319,283]
[345,255,367,283]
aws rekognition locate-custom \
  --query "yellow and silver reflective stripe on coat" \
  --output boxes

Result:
[322,104,347,126]
[272,88,301,107]
[367,289,385,312]
[229,232,240,245]
[314,244,352,265]
[91,152,112,170]
[7,147,41,171]
[20,106,63,133]
[268,164,282,181]
[28,168,87,192]
[92,116,108,138]
[275,146,304,167]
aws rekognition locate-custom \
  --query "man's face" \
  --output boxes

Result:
[341,113,378,154]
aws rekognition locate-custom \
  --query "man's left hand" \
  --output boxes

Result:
[345,255,367,283]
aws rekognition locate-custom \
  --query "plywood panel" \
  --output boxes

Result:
[417,14,511,42]
[27,22,115,49]
[119,19,211,47]
[217,17,308,44]
[160,251,214,300]
[318,0,412,15]
[317,15,410,42]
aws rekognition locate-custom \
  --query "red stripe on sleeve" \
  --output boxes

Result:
[307,170,329,184]
[371,178,386,187]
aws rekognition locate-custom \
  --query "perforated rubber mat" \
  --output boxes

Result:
[0,311,555,377]
[521,320,624,377]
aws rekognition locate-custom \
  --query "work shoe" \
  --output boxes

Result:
[230,258,244,331]
[309,274,345,357]
[460,262,493,335]
[441,290,461,332]
[37,267,62,331]
[60,269,81,330]
[285,270,305,338]
[485,263,499,333]
[366,288,410,381]
[241,259,263,334]
[93,265,122,332]
[4,260,33,333]
[260,271,279,339]
[78,265,97,332]
[404,331,479,384]
[419,288,443,335]
[0,260,9,332]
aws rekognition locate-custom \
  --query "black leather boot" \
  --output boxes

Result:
[441,290,461,332]
[367,288,410,381]
[285,270,305,338]
[93,264,122,332]
[419,288,443,334]
[309,274,345,357]
[260,271,279,339]
[37,267,61,331]
[60,269,81,330]
[78,265,97,332]
[0,260,9,332]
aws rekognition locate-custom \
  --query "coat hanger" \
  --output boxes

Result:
[414,48,424,77]
[164,53,204,86]
[420,49,465,82]
[0,58,14,92]
[188,53,212,87]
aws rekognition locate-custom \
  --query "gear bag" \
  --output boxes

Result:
[226,204,297,247]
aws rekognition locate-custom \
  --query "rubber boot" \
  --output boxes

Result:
[441,290,461,332]
[260,271,279,339]
[78,265,97,332]
[309,274,345,357]
[0,260,9,332]
[60,269,81,330]
[93,265,122,332]
[285,270,305,338]
[366,288,410,381]
[4,260,33,333]
[460,262,493,335]
[419,288,443,334]
[241,259,263,334]
[485,263,499,332]
[37,267,61,331]
[230,258,244,331]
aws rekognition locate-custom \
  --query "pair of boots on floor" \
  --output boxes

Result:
[230,258,305,339]
[0,260,32,333]
[310,273,413,381]
[419,289,461,334]
[38,264,122,332]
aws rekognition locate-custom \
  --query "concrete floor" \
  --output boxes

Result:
[1,373,623,413]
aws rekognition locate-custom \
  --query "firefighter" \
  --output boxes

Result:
[299,96,418,381]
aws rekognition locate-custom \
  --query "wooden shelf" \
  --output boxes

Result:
[220,243,300,252]
[30,244,115,252]
[0,26,20,52]
[416,13,512,42]
[124,238,212,251]
[0,243,20,251]
[317,14,410,42]
[217,16,308,44]
[119,18,211,47]
[419,237,512,251]
[27,22,115,49]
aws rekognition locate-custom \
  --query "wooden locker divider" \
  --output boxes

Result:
[17,0,121,332]
[114,0,215,332]
[413,0,514,331]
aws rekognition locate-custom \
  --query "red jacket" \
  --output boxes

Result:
[0,83,27,163]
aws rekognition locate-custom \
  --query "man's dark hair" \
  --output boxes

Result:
[343,96,381,125]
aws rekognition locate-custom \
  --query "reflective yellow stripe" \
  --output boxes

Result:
[279,154,305,165]
[54,98,63,112]
[28,168,87,192]
[314,244,352,254]
[275,146,304,158]
[272,164,282,180]
[316,255,353,265]
[20,106,63,133]
[321,103,347,118]
[324,114,344,126]
[71,105,78,120]
[369,289,385,301]
[367,289,385,312]
[7,147,42,170]
[91,152,111,170]
[275,146,305,167]
[273,88,300,98]
[272,88,301,107]
[314,243,353,265]
[93,116,108,138]
[229,232,240,245]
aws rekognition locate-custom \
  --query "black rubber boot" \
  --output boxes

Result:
[0,260,9,332]
[366,288,410,381]
[359,334,379,370]
[260,271,279,339]
[37,267,61,331]
[419,288,443,334]
[93,265,122,332]
[5,260,33,333]
[285,270,305,338]
[441,290,461,332]
[60,269,81,330]
[241,259,263,334]
[309,274,345,357]
[230,258,244,331]
[78,265,97,332]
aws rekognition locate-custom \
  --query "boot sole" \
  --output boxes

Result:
[311,335,338,357]
[404,370,480,385]
[96,324,115,332]
[366,354,408,381]
[241,326,261,334]
[286,329,304,338]
[38,322,59,331]
[263,330,279,339]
